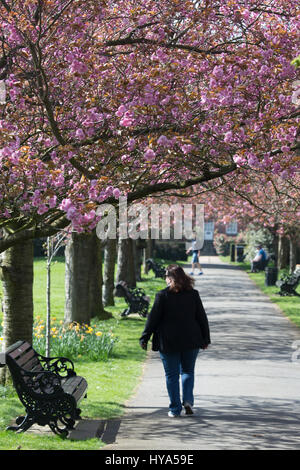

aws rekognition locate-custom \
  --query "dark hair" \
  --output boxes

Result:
[165,264,194,293]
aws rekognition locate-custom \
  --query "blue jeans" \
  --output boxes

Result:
[159,348,199,415]
[191,251,199,263]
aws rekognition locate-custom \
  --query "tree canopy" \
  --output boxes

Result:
[0,0,299,249]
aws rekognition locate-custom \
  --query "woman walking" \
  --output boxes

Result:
[139,264,210,417]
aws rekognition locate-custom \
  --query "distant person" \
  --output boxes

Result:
[250,245,267,272]
[186,234,203,275]
[139,264,210,418]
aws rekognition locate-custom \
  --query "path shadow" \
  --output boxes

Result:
[109,396,300,449]
[200,263,245,270]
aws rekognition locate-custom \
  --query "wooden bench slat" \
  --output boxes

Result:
[9,342,31,359]
[61,376,87,402]
[23,358,43,372]
[17,349,39,368]
[73,381,87,403]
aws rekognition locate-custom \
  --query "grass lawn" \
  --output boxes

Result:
[220,256,300,329]
[0,257,167,450]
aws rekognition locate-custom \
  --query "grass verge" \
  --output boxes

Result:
[220,256,300,329]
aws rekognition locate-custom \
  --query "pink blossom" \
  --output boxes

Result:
[75,128,85,139]
[201,124,210,133]
[120,111,134,127]
[0,146,13,157]
[161,96,171,106]
[83,210,96,223]
[248,154,259,167]
[157,135,170,146]
[60,198,73,211]
[113,188,121,198]
[54,174,65,187]
[37,204,48,215]
[233,155,244,166]
[144,148,156,161]
[224,131,233,143]
[127,139,136,151]
[105,186,114,196]
[212,66,224,79]
[116,105,127,117]
[48,196,57,208]
[70,60,88,75]
[121,154,132,163]
[9,152,19,165]
[66,206,77,219]
[181,144,194,154]
[241,9,250,20]
[138,15,149,26]
[259,65,269,75]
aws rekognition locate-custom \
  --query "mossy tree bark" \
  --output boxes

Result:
[0,237,34,385]
[116,238,136,288]
[64,230,111,324]
[102,238,117,307]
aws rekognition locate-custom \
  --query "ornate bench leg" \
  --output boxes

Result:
[121,308,130,317]
[6,414,35,433]
[60,415,76,429]
[49,419,69,437]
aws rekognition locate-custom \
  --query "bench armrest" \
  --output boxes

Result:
[38,354,76,378]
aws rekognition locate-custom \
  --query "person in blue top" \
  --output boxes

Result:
[250,245,267,272]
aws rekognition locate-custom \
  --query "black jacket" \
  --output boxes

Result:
[139,287,210,353]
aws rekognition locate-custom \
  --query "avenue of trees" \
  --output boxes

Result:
[0,0,299,383]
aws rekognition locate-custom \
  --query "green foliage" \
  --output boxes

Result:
[243,226,274,261]
[214,233,235,256]
[291,55,300,68]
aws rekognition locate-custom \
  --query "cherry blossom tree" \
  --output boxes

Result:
[0,0,299,244]
[195,171,300,270]
[0,0,299,361]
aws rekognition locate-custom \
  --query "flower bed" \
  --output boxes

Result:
[33,317,118,361]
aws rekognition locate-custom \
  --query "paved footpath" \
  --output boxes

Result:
[103,256,300,450]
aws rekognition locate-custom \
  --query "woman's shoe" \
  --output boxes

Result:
[168,411,181,418]
[183,402,194,415]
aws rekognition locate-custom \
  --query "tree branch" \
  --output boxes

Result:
[0,163,236,252]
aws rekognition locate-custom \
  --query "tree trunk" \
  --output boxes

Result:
[46,238,51,358]
[64,231,111,325]
[289,235,297,273]
[143,239,153,274]
[277,234,289,270]
[0,238,34,385]
[116,238,136,288]
[89,234,111,320]
[133,240,142,282]
[103,238,117,306]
